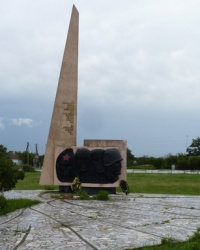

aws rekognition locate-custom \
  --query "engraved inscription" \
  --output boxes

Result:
[62,101,75,135]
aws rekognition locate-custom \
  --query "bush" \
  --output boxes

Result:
[76,189,90,200]
[75,189,109,200]
[0,195,7,210]
[0,159,25,191]
[95,190,109,200]
[20,164,35,172]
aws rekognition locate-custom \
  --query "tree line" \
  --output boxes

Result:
[127,137,200,170]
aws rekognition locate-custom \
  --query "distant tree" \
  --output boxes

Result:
[177,154,188,170]
[0,144,7,158]
[0,145,24,191]
[188,156,200,170]
[39,155,44,166]
[187,137,200,156]
[17,151,35,165]
[127,148,135,168]
[135,155,149,165]
[148,157,167,169]
[165,154,177,166]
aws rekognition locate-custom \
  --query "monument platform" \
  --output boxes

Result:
[2,190,200,249]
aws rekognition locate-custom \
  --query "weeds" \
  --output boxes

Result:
[51,189,110,201]
[161,220,170,224]
[75,189,90,200]
[14,228,29,235]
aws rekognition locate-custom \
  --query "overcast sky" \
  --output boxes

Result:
[1,0,200,157]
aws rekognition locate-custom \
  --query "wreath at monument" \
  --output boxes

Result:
[120,180,130,195]
[71,177,81,192]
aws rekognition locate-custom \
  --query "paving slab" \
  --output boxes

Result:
[1,191,200,249]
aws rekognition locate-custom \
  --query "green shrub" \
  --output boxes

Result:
[76,189,90,200]
[95,190,109,200]
[21,164,35,172]
[0,196,7,209]
[0,160,25,191]
[133,164,156,170]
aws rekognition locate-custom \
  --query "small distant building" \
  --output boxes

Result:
[8,151,22,166]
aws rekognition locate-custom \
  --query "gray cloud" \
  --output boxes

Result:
[0,118,5,129]
[1,0,200,156]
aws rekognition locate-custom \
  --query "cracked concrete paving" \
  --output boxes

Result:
[1,190,200,249]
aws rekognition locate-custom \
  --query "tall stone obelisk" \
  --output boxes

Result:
[40,5,79,185]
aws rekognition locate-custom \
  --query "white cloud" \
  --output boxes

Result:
[10,118,38,127]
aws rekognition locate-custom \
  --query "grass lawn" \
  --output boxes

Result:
[15,171,200,195]
[125,173,200,195]
[14,171,58,190]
